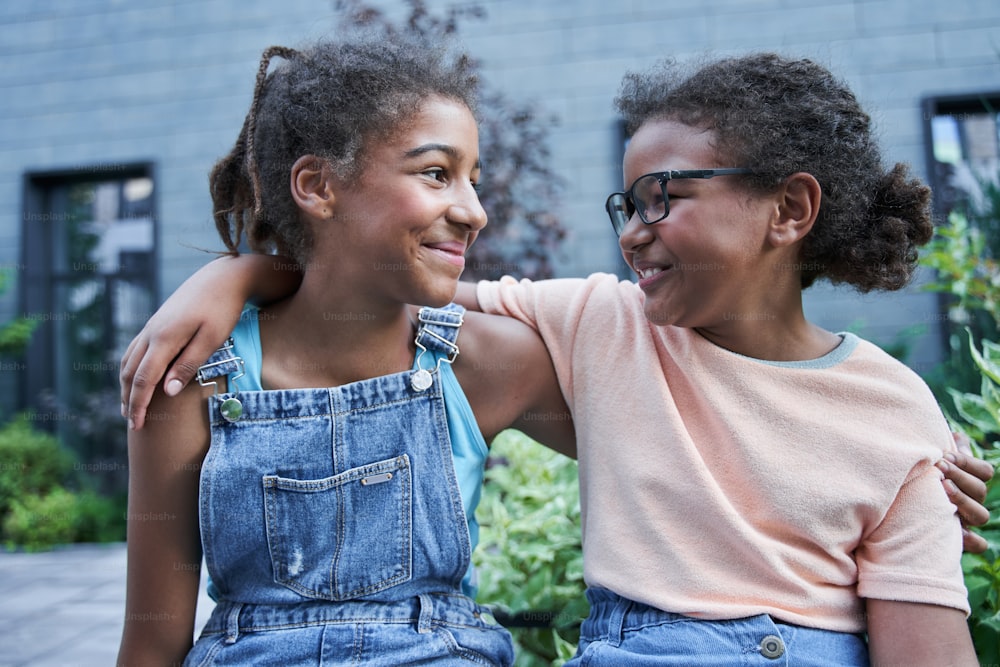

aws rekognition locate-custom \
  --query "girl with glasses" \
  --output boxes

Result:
[120,53,989,665]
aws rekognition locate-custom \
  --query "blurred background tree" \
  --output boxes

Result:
[920,171,1000,662]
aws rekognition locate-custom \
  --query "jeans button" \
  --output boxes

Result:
[760,634,785,659]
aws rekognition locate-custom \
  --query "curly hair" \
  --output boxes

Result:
[614,52,932,292]
[209,33,478,264]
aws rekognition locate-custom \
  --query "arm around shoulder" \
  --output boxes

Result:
[456,310,576,458]
[121,253,300,430]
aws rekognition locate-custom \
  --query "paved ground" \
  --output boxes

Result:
[0,542,213,667]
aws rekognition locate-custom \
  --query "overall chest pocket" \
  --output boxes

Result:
[263,455,412,600]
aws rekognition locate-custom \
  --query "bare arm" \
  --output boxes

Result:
[866,599,977,667]
[120,254,302,430]
[456,310,576,458]
[453,281,481,311]
[116,382,213,665]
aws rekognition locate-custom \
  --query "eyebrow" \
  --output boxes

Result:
[405,143,481,170]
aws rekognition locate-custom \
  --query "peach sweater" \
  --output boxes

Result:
[478,272,969,633]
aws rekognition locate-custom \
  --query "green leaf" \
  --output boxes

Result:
[949,388,1000,434]
[968,329,1000,386]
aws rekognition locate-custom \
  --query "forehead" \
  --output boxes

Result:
[395,96,479,152]
[623,119,721,179]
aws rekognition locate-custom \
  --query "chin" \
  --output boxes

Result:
[639,298,674,326]
[417,283,459,308]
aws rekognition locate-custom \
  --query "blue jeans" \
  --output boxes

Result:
[565,588,869,666]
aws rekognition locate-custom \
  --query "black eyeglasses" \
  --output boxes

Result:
[605,168,754,236]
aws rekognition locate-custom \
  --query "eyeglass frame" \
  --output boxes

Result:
[605,168,755,237]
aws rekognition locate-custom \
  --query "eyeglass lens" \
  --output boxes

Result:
[606,194,632,235]
[633,174,668,224]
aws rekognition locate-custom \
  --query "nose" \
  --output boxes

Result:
[449,182,488,232]
[618,211,654,253]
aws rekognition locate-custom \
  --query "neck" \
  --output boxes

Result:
[693,289,839,362]
[257,270,417,388]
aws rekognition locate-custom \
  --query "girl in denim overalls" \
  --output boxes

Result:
[117,34,573,666]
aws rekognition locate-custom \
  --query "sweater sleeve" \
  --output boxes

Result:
[855,460,970,614]
[476,276,545,329]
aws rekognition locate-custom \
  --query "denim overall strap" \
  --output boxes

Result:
[411,304,464,392]
[195,337,244,387]
[195,337,246,423]
[415,304,464,358]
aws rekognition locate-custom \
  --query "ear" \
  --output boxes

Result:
[767,172,821,248]
[289,155,336,219]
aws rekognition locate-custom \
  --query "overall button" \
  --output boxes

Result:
[759,634,785,659]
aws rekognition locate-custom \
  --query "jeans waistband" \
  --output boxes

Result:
[579,588,869,666]
[200,593,489,643]
[583,587,695,634]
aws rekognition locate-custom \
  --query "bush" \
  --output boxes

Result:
[4,487,81,551]
[0,415,125,551]
[919,174,1000,659]
[920,211,1000,401]
[474,430,586,667]
[0,416,74,509]
[941,333,1000,662]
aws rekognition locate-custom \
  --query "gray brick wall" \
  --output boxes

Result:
[1,0,999,379]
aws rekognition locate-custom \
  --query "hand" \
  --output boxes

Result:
[938,432,995,553]
[120,256,257,430]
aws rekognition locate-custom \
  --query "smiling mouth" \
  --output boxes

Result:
[635,264,673,289]
[424,242,467,268]
[637,266,669,280]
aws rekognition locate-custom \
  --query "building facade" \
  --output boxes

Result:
[1,0,999,455]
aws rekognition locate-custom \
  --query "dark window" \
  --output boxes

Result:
[922,92,1000,223]
[20,164,157,470]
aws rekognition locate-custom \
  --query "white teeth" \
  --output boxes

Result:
[638,267,664,279]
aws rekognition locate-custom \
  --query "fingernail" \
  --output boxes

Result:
[935,459,949,473]
[944,452,957,463]
[121,402,126,419]
[944,479,958,494]
[128,417,135,431]
[166,379,183,396]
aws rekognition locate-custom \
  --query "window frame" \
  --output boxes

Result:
[18,162,159,449]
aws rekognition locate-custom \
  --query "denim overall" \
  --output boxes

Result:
[183,305,513,667]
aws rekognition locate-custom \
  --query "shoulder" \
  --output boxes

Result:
[454,309,553,402]
[477,272,637,312]
[846,334,933,390]
[459,309,544,363]
[840,333,953,450]
[453,308,572,449]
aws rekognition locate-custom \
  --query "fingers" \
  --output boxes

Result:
[952,431,973,457]
[119,335,150,429]
[962,527,988,554]
[159,329,224,396]
[938,458,991,528]
[123,327,205,431]
[124,332,185,431]
[946,449,994,491]
[120,334,140,414]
